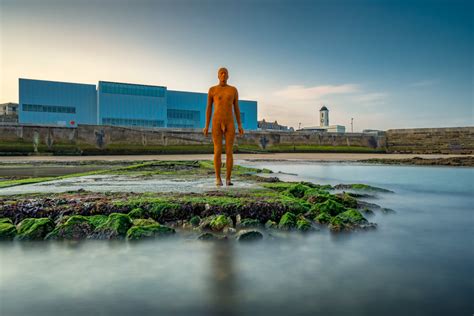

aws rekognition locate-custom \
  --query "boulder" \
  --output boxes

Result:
[126,224,175,240]
[329,209,368,232]
[236,230,263,242]
[91,213,132,239]
[15,218,55,241]
[296,218,313,232]
[209,215,233,232]
[278,212,296,230]
[239,218,261,228]
[197,232,218,241]
[0,218,16,240]
[46,215,96,240]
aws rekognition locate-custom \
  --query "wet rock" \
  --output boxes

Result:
[90,213,132,239]
[334,184,393,193]
[236,230,263,242]
[132,218,158,226]
[314,212,331,224]
[296,217,313,232]
[189,216,201,227]
[239,218,261,228]
[15,218,55,241]
[126,224,175,240]
[309,199,347,217]
[278,212,297,230]
[381,208,396,214]
[361,208,375,216]
[0,218,16,240]
[209,215,233,232]
[329,209,369,232]
[197,232,218,241]
[264,220,277,229]
[46,215,96,240]
[335,192,358,208]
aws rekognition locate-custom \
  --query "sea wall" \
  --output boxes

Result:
[0,124,471,155]
[0,124,385,155]
[385,127,474,154]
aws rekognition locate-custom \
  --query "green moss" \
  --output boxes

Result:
[128,207,146,219]
[310,199,347,217]
[285,183,311,198]
[87,215,109,227]
[315,212,332,224]
[189,216,201,227]
[116,198,180,221]
[126,224,175,240]
[94,213,132,237]
[329,209,368,232]
[46,215,95,240]
[0,221,17,240]
[0,218,13,224]
[239,218,261,228]
[278,212,297,230]
[132,218,158,226]
[335,193,358,208]
[296,217,312,232]
[210,215,233,231]
[15,218,55,241]
[335,183,393,193]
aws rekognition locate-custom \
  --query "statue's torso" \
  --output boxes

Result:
[211,85,236,123]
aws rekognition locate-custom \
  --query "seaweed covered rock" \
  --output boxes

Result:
[197,232,218,241]
[239,218,261,228]
[0,218,16,240]
[310,199,347,217]
[329,209,369,232]
[132,218,158,226]
[126,224,175,240]
[46,215,96,240]
[315,212,331,224]
[265,220,277,229]
[189,216,201,227]
[209,215,233,232]
[285,183,311,198]
[91,213,133,239]
[296,217,313,232]
[334,192,358,208]
[278,212,297,230]
[15,218,55,241]
[236,230,263,242]
[333,183,393,193]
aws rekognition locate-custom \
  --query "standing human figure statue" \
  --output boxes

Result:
[203,67,244,186]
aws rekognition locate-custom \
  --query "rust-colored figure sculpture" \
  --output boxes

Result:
[203,68,244,186]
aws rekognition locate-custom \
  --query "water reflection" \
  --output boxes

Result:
[209,241,238,316]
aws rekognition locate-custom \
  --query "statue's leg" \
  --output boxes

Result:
[224,124,236,185]
[212,125,223,186]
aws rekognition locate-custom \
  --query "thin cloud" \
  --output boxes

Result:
[410,79,440,87]
[353,92,388,105]
[274,84,360,100]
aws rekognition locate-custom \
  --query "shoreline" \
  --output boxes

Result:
[0,153,472,166]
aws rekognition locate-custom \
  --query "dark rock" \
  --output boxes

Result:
[236,230,263,242]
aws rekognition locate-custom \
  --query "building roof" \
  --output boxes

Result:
[320,106,328,111]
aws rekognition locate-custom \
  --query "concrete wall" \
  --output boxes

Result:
[0,124,385,155]
[0,124,471,155]
[386,127,474,154]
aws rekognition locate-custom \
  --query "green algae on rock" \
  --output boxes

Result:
[189,216,201,227]
[92,213,133,239]
[333,183,394,193]
[239,218,261,228]
[0,218,17,240]
[296,217,313,232]
[15,218,55,241]
[329,209,371,232]
[210,215,233,232]
[236,230,263,242]
[126,224,175,240]
[46,215,96,240]
[278,212,297,230]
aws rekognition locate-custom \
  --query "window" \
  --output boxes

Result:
[102,117,164,128]
[23,104,76,113]
[101,82,165,98]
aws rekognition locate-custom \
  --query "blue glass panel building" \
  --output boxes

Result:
[18,78,257,130]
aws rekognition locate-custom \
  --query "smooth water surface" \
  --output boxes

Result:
[1,162,473,316]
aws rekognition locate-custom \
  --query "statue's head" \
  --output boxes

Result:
[218,67,228,84]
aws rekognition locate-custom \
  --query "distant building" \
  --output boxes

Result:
[0,103,19,123]
[258,119,293,131]
[299,106,345,133]
[18,78,258,129]
[0,103,18,116]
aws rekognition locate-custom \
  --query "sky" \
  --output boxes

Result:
[0,0,472,131]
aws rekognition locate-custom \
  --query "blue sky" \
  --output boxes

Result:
[1,0,472,131]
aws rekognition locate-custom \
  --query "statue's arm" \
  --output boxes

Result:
[233,88,242,127]
[204,87,213,130]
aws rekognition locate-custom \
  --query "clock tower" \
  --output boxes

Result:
[319,105,329,127]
